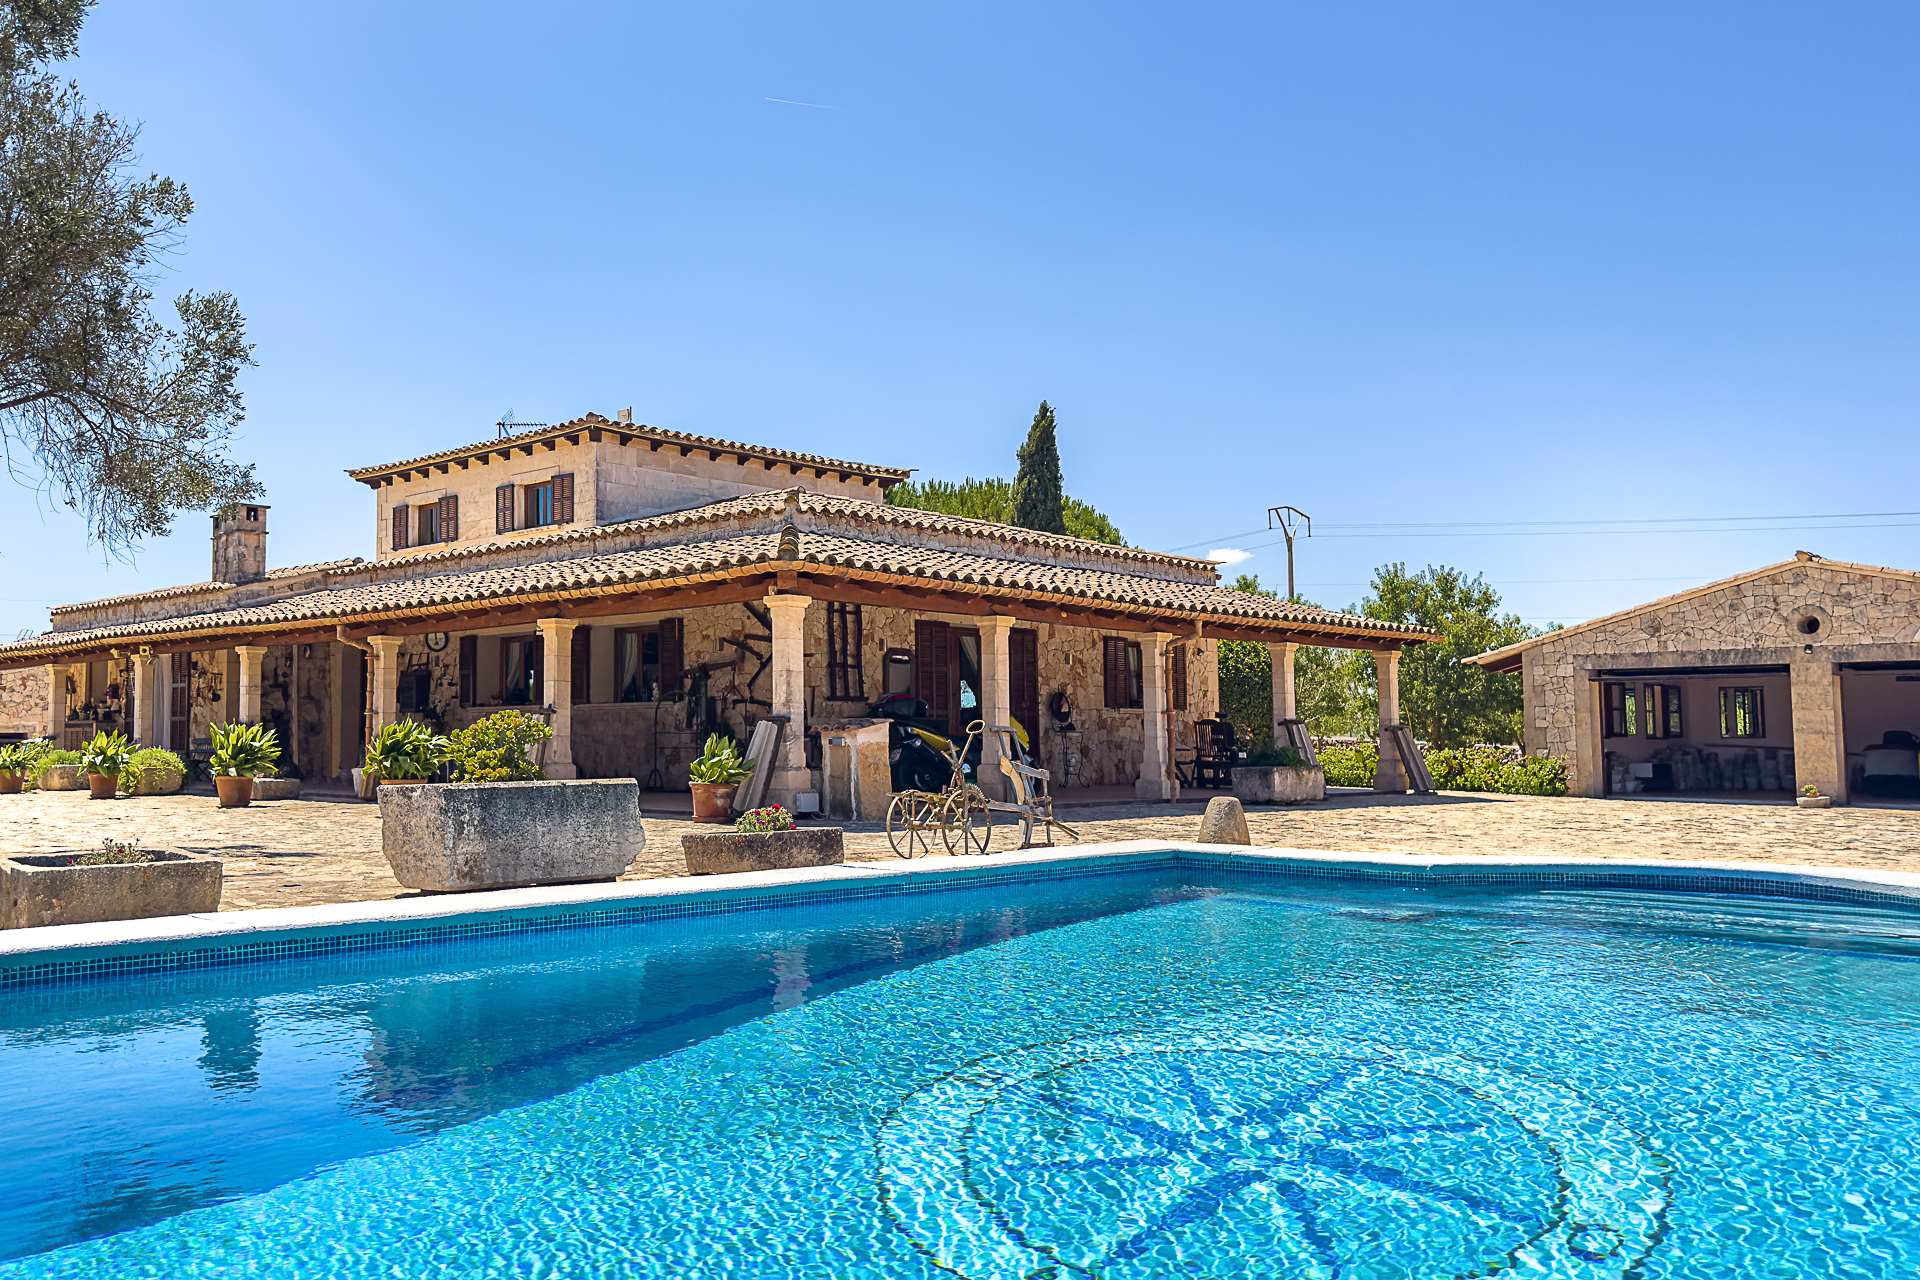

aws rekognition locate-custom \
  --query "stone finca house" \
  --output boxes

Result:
[0,413,1432,811]
[1468,552,1920,805]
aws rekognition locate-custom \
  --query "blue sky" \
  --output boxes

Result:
[8,1,1918,637]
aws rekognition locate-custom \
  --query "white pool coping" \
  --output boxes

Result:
[4,840,1918,983]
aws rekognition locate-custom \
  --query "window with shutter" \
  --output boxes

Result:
[658,618,684,701]
[1103,636,1126,709]
[439,494,458,542]
[495,485,514,534]
[1170,643,1188,712]
[915,620,952,722]
[458,636,476,707]
[554,473,574,524]
[571,625,591,705]
[391,504,409,551]
[826,602,863,700]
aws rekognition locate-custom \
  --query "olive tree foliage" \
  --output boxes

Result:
[885,480,1126,546]
[1,0,258,557]
[1359,562,1536,748]
[1216,574,1375,742]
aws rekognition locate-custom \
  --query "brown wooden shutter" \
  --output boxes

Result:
[915,620,952,722]
[438,494,458,542]
[1010,629,1039,742]
[459,635,476,706]
[495,485,514,534]
[554,473,574,524]
[1103,636,1125,709]
[571,626,591,706]
[1170,643,1188,712]
[392,504,409,551]
[658,618,684,700]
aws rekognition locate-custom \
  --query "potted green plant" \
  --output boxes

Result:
[1231,742,1326,805]
[33,749,85,791]
[688,733,755,823]
[365,720,449,788]
[79,730,136,800]
[443,711,549,782]
[126,747,188,796]
[209,721,282,808]
[0,737,51,794]
[1797,783,1831,810]
[681,803,845,874]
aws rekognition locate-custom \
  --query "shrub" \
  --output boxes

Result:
[445,711,550,783]
[210,722,281,778]
[1318,742,1378,787]
[79,730,136,780]
[129,747,185,776]
[1424,744,1569,797]
[689,733,755,785]
[1243,743,1305,768]
[0,737,51,776]
[735,805,795,833]
[366,720,447,781]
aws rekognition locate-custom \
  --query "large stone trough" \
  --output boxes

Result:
[379,778,646,893]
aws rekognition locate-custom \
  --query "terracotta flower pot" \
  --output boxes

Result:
[214,775,255,808]
[0,771,21,795]
[87,772,119,800]
[689,782,738,823]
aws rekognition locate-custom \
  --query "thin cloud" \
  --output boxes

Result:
[1208,548,1252,567]
[766,98,836,109]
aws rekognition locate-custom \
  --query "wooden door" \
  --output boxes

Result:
[1010,629,1039,748]
[167,653,190,749]
[914,620,952,725]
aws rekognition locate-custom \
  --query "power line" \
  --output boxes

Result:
[1167,510,1920,554]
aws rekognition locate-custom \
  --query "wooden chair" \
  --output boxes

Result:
[1193,719,1238,789]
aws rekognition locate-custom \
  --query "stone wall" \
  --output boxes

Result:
[0,667,48,735]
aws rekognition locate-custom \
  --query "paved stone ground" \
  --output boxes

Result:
[3,786,1917,912]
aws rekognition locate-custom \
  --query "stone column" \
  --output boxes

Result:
[536,618,578,779]
[131,654,158,747]
[43,663,69,742]
[979,616,1015,799]
[1373,649,1410,793]
[1570,672,1606,797]
[367,636,404,738]
[1135,632,1175,800]
[1268,641,1298,733]
[765,594,813,808]
[1790,657,1847,804]
[235,645,267,724]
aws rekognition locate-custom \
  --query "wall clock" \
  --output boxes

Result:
[424,632,450,652]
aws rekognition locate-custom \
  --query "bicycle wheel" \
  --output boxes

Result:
[941,792,995,857]
[886,793,937,859]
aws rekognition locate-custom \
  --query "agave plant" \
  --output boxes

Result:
[79,730,137,780]
[365,720,447,782]
[688,733,755,785]
[209,722,281,778]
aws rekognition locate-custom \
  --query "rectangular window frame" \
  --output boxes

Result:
[499,633,542,706]
[1602,680,1637,739]
[1643,683,1683,739]
[1104,636,1144,710]
[417,503,440,546]
[826,602,863,701]
[523,481,555,530]
[615,626,661,703]
[1719,686,1765,739]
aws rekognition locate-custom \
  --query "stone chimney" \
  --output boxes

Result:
[212,502,269,584]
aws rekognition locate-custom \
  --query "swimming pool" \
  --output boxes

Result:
[3,853,1918,1277]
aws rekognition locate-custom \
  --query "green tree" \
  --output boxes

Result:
[885,475,1126,546]
[1009,400,1065,535]
[1,0,258,556]
[1358,563,1536,747]
[1218,574,1373,740]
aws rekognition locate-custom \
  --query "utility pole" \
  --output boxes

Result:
[1266,506,1311,602]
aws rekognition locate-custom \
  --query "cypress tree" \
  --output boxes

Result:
[1010,401,1067,535]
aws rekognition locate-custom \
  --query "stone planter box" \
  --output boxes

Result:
[2,848,222,929]
[681,827,845,875]
[37,765,84,792]
[252,777,303,801]
[126,766,185,797]
[1797,795,1833,809]
[380,778,645,893]
[1231,765,1326,806]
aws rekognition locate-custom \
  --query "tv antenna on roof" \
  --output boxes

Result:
[497,408,516,438]
[1266,505,1311,602]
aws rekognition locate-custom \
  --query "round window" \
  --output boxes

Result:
[1798,616,1821,635]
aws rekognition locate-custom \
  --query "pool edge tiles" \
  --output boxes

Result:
[3,840,1919,990]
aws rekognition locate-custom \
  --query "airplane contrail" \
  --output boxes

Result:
[765,97,836,109]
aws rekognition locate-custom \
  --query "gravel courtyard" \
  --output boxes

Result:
[3,786,1917,912]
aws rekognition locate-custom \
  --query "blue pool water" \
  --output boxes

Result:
[3,867,1919,1277]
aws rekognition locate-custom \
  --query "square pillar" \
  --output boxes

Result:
[1373,649,1410,793]
[537,618,578,779]
[1790,658,1847,804]
[764,594,813,808]
[979,616,1016,799]
[131,653,158,747]
[1136,632,1175,800]
[1268,641,1298,732]
[367,636,404,739]
[235,645,267,725]
[44,663,69,742]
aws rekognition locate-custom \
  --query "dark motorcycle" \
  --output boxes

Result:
[871,693,982,792]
